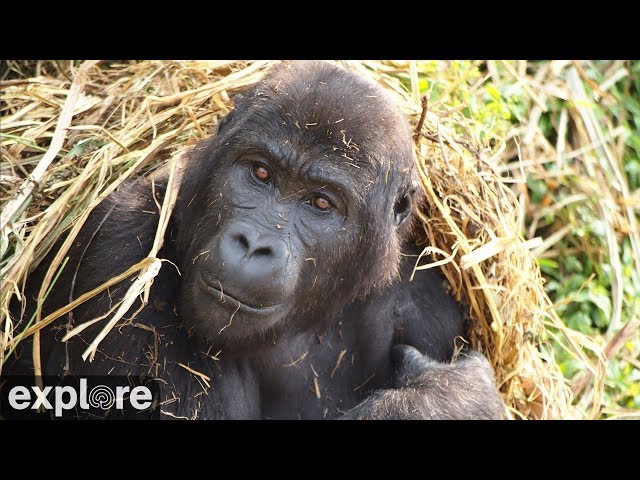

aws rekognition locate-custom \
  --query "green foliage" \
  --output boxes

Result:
[526,61,640,415]
[410,61,526,142]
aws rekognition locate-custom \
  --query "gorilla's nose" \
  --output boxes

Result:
[218,223,289,288]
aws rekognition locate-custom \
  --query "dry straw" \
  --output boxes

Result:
[1,60,627,419]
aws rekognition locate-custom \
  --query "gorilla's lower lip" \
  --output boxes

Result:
[199,272,280,315]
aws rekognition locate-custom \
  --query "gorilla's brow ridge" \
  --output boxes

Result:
[237,138,363,203]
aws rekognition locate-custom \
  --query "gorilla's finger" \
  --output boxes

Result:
[391,344,423,367]
[392,344,439,378]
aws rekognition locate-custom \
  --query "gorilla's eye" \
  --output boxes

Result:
[253,164,272,182]
[312,195,331,211]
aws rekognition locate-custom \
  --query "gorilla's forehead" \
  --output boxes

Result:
[241,61,412,172]
[239,113,379,172]
[228,126,381,203]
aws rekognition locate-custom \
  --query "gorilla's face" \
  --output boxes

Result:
[175,61,417,353]
[184,139,360,347]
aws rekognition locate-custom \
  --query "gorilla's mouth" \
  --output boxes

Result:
[199,271,280,316]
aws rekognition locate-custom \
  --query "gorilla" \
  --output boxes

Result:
[6,61,504,419]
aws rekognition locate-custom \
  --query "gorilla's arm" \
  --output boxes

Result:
[341,346,504,420]
[341,248,505,420]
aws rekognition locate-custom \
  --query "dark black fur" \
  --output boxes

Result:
[7,61,504,419]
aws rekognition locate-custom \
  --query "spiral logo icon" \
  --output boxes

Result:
[89,385,115,409]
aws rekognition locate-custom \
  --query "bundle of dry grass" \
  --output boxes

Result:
[1,60,603,419]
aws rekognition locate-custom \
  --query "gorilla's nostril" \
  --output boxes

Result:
[235,234,250,252]
[230,232,274,259]
[253,247,273,258]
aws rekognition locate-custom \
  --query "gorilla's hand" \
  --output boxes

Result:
[342,345,504,420]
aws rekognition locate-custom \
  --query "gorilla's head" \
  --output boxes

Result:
[173,61,419,353]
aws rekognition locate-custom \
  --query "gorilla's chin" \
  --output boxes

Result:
[198,270,281,315]
[179,272,291,354]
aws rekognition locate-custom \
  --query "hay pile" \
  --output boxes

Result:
[0,60,601,419]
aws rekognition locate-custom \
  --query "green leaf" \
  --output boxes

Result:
[485,85,501,101]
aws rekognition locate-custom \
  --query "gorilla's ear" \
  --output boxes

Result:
[393,183,418,227]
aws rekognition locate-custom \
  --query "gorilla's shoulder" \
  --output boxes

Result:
[347,240,465,362]
[44,176,169,303]
[95,176,165,234]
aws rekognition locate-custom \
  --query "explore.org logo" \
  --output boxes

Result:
[1,376,160,420]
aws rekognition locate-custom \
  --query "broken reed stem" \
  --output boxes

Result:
[7,257,158,345]
[77,148,184,362]
[143,151,184,303]
[81,259,163,362]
